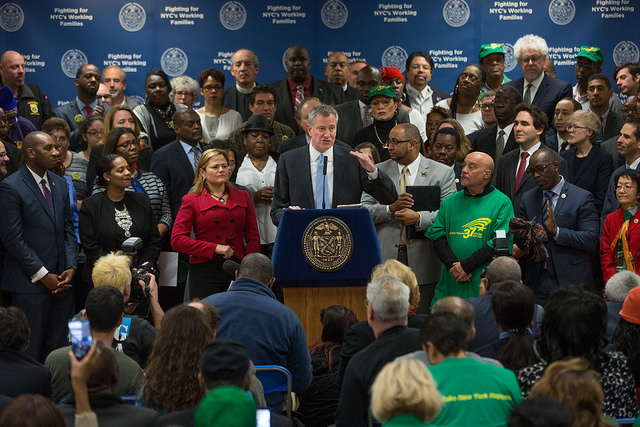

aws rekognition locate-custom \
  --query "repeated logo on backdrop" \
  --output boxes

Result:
[220,1,246,30]
[321,0,348,29]
[61,49,88,78]
[443,0,470,27]
[613,41,640,66]
[0,2,23,32]
[381,46,409,73]
[161,48,188,77]
[548,0,575,25]
[119,2,146,32]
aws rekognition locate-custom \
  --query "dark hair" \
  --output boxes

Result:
[354,142,381,163]
[102,127,136,157]
[623,117,640,140]
[613,62,640,81]
[406,51,434,73]
[420,311,468,356]
[450,64,486,119]
[250,84,277,105]
[0,306,30,352]
[497,85,523,104]
[514,104,549,135]
[557,96,583,112]
[508,397,571,427]
[85,285,124,333]
[78,115,104,137]
[491,281,536,371]
[87,340,119,393]
[587,73,612,89]
[198,68,225,88]
[95,153,123,187]
[41,117,71,138]
[0,394,65,427]
[614,168,640,191]
[537,286,607,369]
[145,68,171,89]
[613,318,640,386]
[308,305,358,379]
[432,126,461,148]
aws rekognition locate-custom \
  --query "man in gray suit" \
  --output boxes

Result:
[362,123,456,310]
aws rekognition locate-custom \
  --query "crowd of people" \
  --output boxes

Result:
[1,31,640,426]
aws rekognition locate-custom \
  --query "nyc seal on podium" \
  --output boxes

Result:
[302,216,353,273]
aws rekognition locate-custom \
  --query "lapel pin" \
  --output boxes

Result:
[560,193,566,198]
[635,219,639,224]
[421,171,428,176]
[51,181,55,187]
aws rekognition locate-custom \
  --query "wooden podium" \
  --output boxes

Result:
[272,208,382,345]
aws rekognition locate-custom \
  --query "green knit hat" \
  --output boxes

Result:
[368,85,397,100]
[478,43,505,60]
[194,386,257,427]
[577,46,604,64]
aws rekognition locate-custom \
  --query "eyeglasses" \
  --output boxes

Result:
[97,94,111,100]
[616,184,638,191]
[0,151,7,158]
[459,72,480,83]
[386,139,412,147]
[622,106,638,114]
[202,85,223,92]
[85,130,103,137]
[527,161,555,176]
[116,139,140,150]
[174,90,192,97]
[567,125,587,132]
[519,55,543,64]
[479,103,495,110]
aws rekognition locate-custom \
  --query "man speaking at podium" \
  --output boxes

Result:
[270,104,397,225]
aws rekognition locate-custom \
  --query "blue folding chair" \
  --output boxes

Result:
[254,365,293,418]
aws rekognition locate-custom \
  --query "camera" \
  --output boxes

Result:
[121,237,157,304]
[494,229,510,257]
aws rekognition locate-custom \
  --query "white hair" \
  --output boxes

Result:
[366,274,410,323]
[605,271,640,302]
[513,34,549,61]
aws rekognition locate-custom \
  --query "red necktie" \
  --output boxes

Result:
[515,152,529,191]
[84,105,93,116]
[294,85,304,113]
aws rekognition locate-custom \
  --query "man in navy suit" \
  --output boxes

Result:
[270,45,345,134]
[222,49,259,121]
[271,104,397,226]
[505,34,572,125]
[0,131,77,361]
[325,51,358,102]
[514,148,599,305]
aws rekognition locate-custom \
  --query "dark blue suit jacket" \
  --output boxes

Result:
[270,144,398,225]
[518,181,599,291]
[221,84,252,121]
[0,166,77,293]
[505,75,572,123]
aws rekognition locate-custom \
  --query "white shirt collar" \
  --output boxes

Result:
[406,83,432,100]
[26,164,49,186]
[309,142,334,161]
[519,141,542,156]
[236,83,256,94]
[396,154,422,180]
[497,123,515,139]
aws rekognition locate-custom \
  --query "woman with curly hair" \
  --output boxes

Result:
[140,304,214,413]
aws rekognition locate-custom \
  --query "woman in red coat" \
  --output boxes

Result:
[601,169,640,283]
[171,148,260,299]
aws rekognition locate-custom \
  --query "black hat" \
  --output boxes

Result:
[200,338,250,382]
[241,115,274,135]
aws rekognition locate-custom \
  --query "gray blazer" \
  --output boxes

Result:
[361,155,457,284]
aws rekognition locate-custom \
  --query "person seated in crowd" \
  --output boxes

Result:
[435,64,486,135]
[381,66,427,141]
[195,68,242,142]
[0,85,36,148]
[529,358,615,427]
[354,141,380,164]
[170,75,199,108]
[337,260,426,386]
[140,304,214,413]
[604,270,640,343]
[91,127,172,240]
[203,253,311,412]
[0,306,51,398]
[612,286,640,393]
[133,68,187,151]
[58,340,158,427]
[336,274,422,427]
[79,154,161,285]
[517,286,639,419]
[508,397,571,427]
[422,311,522,426]
[0,394,65,427]
[297,305,358,427]
[45,286,144,402]
[601,169,640,283]
[548,97,582,154]
[370,359,443,427]
[479,90,497,127]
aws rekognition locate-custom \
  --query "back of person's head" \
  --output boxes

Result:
[91,251,132,293]
[200,338,250,390]
[371,260,420,315]
[431,296,475,337]
[420,311,469,356]
[85,286,124,333]
[189,300,221,332]
[613,287,640,385]
[371,359,442,423]
[0,394,65,427]
[491,281,536,370]
[485,256,522,287]
[366,274,410,324]
[238,253,273,285]
[143,304,214,412]
[86,340,119,394]
[530,358,605,427]
[508,397,571,427]
[194,386,257,427]
[539,286,606,366]
[0,306,30,352]
[604,270,640,303]
[319,305,357,343]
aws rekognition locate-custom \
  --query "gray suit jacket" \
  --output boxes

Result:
[361,155,456,284]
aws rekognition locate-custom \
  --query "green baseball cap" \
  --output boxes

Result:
[479,43,505,60]
[577,46,604,64]
[368,85,397,100]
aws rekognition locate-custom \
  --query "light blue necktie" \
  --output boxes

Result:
[316,154,329,209]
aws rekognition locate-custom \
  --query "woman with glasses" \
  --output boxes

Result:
[351,85,400,162]
[196,68,242,142]
[435,64,486,135]
[78,115,104,162]
[601,169,640,283]
[170,75,199,108]
[561,110,613,216]
[92,127,172,240]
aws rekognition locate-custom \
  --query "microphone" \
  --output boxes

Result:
[322,155,327,209]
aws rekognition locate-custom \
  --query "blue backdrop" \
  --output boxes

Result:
[0,0,638,107]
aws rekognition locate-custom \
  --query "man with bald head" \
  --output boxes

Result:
[325,51,357,101]
[270,45,345,133]
[514,148,598,305]
[0,131,77,361]
[223,48,260,121]
[426,151,514,303]
[0,50,54,130]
